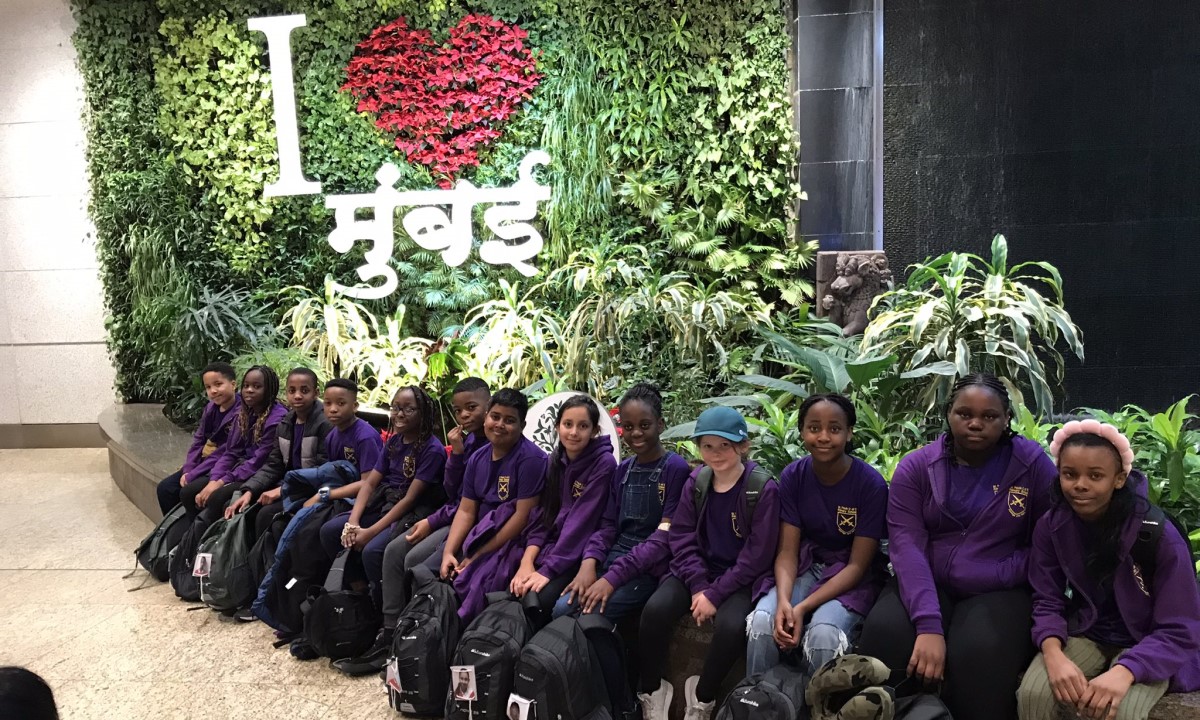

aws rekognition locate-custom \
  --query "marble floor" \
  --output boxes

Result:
[0,449,394,720]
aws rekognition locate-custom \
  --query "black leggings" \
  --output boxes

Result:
[637,576,752,703]
[856,578,1034,720]
[179,478,245,527]
[526,564,577,631]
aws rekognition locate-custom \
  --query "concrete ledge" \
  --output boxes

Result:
[1152,692,1200,720]
[0,423,104,448]
[98,404,192,522]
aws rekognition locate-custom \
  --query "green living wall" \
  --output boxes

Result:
[73,0,809,422]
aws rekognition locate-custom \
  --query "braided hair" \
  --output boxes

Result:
[1051,432,1143,583]
[238,365,280,444]
[541,394,601,530]
[945,372,1016,438]
[797,393,857,453]
[618,382,664,419]
[387,385,440,462]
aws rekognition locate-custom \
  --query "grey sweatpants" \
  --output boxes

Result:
[380,525,450,626]
[1017,636,1168,720]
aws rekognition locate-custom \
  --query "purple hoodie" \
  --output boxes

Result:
[181,396,242,480]
[1030,501,1200,692]
[669,461,781,608]
[525,435,617,578]
[208,401,288,485]
[427,432,484,531]
[889,434,1057,635]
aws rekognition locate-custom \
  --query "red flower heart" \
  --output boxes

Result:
[341,15,542,188]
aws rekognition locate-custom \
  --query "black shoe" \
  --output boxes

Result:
[332,628,393,676]
[289,638,319,661]
[234,606,257,623]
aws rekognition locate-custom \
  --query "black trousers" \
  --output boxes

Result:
[177,478,245,527]
[637,576,752,703]
[856,578,1034,720]
[255,499,285,539]
[526,563,578,631]
[156,470,211,516]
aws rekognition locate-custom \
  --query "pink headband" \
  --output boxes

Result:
[1048,419,1134,475]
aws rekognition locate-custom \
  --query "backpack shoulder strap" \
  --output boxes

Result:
[1131,506,1166,591]
[743,465,775,526]
[693,466,714,515]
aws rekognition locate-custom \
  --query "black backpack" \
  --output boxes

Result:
[577,614,638,720]
[302,549,381,660]
[249,508,290,589]
[446,593,535,720]
[127,503,189,585]
[388,565,462,716]
[262,500,345,636]
[894,695,953,720]
[199,509,258,612]
[694,464,775,523]
[168,518,206,602]
[510,615,613,720]
[1131,506,1192,590]
[716,665,810,720]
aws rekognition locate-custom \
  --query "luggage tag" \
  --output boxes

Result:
[506,693,533,720]
[193,552,213,578]
[385,658,403,694]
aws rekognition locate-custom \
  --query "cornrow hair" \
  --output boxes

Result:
[541,394,601,530]
[798,393,857,428]
[201,361,236,381]
[325,377,359,395]
[237,365,280,444]
[946,372,1016,438]
[287,366,319,388]
[388,385,440,461]
[619,382,664,419]
[454,377,490,395]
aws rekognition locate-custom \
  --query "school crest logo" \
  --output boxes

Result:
[658,482,666,504]
[497,475,511,501]
[837,506,858,536]
[571,479,584,499]
[1007,486,1029,518]
[731,512,743,539]
[403,453,416,479]
[344,447,357,463]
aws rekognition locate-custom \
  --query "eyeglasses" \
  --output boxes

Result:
[389,405,419,416]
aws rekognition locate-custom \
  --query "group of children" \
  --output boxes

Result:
[154,363,1200,720]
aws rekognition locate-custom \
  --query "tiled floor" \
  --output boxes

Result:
[0,449,395,720]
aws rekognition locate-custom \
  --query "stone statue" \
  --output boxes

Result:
[822,254,892,337]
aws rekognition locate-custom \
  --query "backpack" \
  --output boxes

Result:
[694,464,775,523]
[510,615,613,720]
[577,613,638,720]
[388,565,462,716]
[127,503,189,585]
[302,549,381,660]
[199,509,258,612]
[259,501,344,636]
[716,665,809,720]
[893,695,952,720]
[1131,506,1191,590]
[249,508,289,589]
[445,593,535,720]
[168,518,206,602]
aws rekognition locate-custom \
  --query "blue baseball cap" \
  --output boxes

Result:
[692,406,749,443]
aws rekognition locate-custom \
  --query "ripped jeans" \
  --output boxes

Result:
[746,563,863,677]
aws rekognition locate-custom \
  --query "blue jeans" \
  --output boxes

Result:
[551,573,659,622]
[746,564,864,676]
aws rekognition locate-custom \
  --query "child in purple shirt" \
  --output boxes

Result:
[857,373,1058,720]
[191,366,287,526]
[1018,421,1200,720]
[440,389,549,622]
[155,362,241,515]
[565,383,690,622]
[637,407,780,720]
[509,394,616,625]
[747,394,888,676]
[294,379,385,510]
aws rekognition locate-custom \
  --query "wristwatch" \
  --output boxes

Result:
[317,486,331,502]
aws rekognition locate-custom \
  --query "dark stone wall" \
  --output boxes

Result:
[795,0,877,251]
[883,0,1200,412]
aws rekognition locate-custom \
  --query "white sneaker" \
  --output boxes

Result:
[637,678,674,720]
[682,675,714,720]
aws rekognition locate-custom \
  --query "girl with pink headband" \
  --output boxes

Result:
[1018,420,1200,720]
